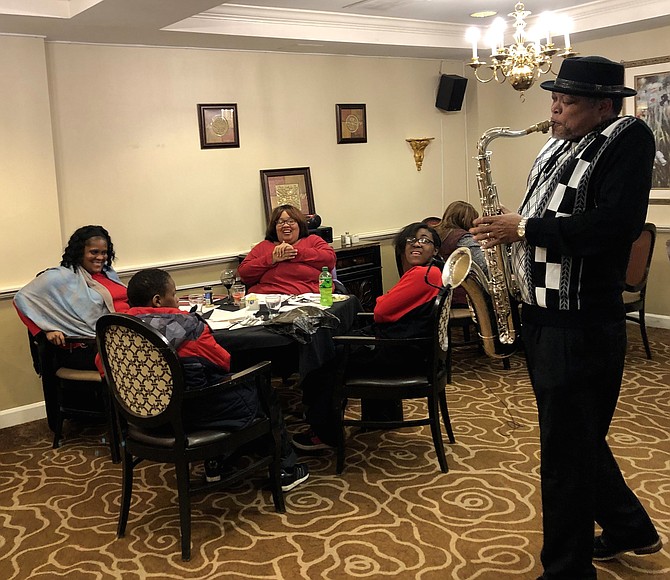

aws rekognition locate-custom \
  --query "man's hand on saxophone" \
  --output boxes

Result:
[470,212,524,248]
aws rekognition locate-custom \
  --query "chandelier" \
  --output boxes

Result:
[465,2,577,95]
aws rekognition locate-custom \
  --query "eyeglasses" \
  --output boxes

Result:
[405,236,434,246]
[277,219,297,226]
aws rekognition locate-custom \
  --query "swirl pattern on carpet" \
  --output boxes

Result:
[0,326,668,579]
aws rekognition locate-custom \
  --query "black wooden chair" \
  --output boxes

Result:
[29,332,120,461]
[394,250,488,382]
[96,313,285,561]
[331,288,455,474]
[623,222,656,359]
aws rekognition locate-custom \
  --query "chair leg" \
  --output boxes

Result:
[446,326,453,384]
[117,452,134,538]
[463,323,471,343]
[52,412,64,449]
[438,389,455,444]
[639,310,652,359]
[175,459,192,561]
[428,396,448,473]
[104,391,121,464]
[335,397,346,474]
[503,358,511,370]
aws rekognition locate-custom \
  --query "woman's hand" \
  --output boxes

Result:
[470,213,523,248]
[272,242,298,263]
[45,330,66,347]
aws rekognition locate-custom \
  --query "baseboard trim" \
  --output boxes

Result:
[0,402,46,430]
[628,313,670,330]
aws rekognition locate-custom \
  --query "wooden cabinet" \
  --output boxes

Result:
[334,241,382,311]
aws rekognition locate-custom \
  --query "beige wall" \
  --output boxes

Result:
[45,44,469,270]
[2,22,670,419]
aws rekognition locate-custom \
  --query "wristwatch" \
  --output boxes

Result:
[517,217,528,240]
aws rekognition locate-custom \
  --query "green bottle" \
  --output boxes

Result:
[319,266,333,306]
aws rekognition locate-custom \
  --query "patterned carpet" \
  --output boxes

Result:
[1,326,668,580]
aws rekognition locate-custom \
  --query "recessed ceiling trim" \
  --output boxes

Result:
[0,0,104,19]
[165,5,471,49]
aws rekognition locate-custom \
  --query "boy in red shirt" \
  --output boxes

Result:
[124,268,308,492]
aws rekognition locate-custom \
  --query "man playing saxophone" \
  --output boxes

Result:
[471,56,662,580]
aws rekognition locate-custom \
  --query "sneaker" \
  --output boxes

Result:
[292,430,333,452]
[204,458,223,483]
[280,463,309,492]
[593,534,662,561]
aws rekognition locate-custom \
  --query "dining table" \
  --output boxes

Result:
[191,293,363,379]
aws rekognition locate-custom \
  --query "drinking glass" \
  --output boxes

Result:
[220,269,236,304]
[265,294,282,319]
[230,283,246,308]
[188,293,205,312]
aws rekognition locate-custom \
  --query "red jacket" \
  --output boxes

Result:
[96,307,231,389]
[375,265,441,324]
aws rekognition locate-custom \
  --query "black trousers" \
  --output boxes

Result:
[522,315,657,579]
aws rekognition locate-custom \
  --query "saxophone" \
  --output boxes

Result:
[464,120,552,359]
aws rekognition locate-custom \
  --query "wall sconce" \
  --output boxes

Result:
[406,138,434,171]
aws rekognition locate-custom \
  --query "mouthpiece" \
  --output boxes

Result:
[526,120,552,134]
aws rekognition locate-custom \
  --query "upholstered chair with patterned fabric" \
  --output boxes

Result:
[331,288,456,474]
[96,313,285,561]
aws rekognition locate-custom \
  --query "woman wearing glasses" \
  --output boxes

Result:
[238,204,336,295]
[294,221,444,451]
[373,222,443,338]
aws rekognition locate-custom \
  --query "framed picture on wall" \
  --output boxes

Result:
[336,103,367,144]
[260,167,315,221]
[624,56,670,203]
[197,103,240,149]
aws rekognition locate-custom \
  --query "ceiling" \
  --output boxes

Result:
[1,0,669,59]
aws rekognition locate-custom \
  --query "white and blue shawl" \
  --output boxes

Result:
[14,266,125,338]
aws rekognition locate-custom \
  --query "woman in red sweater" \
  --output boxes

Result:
[238,205,336,295]
[373,222,443,338]
[294,221,443,451]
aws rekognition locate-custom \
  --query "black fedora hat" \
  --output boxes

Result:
[540,56,636,98]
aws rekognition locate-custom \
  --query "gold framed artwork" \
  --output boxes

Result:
[336,103,367,144]
[197,103,240,149]
[624,56,670,202]
[260,167,315,221]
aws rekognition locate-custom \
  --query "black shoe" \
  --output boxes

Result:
[204,458,223,483]
[593,534,662,561]
[292,429,333,452]
[280,463,309,492]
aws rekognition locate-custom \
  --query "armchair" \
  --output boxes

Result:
[331,288,456,474]
[96,313,285,561]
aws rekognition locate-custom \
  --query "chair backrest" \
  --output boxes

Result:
[625,223,656,293]
[432,288,453,381]
[96,313,185,431]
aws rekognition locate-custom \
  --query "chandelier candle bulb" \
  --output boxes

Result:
[466,27,480,59]
[464,2,576,95]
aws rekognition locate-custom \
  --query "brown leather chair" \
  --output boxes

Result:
[623,222,656,359]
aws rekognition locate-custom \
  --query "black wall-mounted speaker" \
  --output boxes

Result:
[435,74,468,111]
